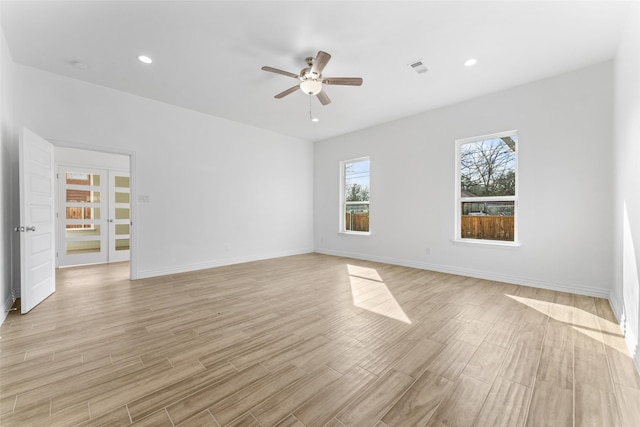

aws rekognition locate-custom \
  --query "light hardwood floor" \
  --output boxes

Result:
[1,253,639,426]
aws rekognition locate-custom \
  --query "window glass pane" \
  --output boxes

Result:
[115,208,130,220]
[66,240,101,254]
[65,224,101,238]
[115,239,130,251]
[115,192,130,203]
[460,136,516,197]
[461,201,514,216]
[66,172,100,186]
[115,224,130,235]
[344,159,370,202]
[66,189,100,203]
[66,207,100,220]
[343,158,370,233]
[461,201,514,241]
[345,204,369,232]
[114,176,130,188]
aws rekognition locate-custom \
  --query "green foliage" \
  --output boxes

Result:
[345,183,370,201]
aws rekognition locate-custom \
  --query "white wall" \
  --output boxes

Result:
[315,62,614,297]
[612,6,640,369]
[12,65,314,279]
[55,147,129,171]
[1,25,16,322]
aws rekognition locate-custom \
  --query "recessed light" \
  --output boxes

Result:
[311,117,320,123]
[464,58,478,67]
[138,55,153,64]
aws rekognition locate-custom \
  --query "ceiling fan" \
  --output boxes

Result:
[261,51,363,106]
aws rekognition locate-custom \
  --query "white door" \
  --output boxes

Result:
[57,167,108,267]
[19,127,56,314]
[108,171,130,262]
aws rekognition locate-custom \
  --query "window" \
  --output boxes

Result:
[341,157,370,233]
[456,131,517,243]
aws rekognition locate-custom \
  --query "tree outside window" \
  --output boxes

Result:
[457,133,517,242]
[342,158,370,233]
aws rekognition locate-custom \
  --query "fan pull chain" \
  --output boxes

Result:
[309,96,319,122]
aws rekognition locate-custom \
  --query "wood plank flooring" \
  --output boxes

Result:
[1,253,639,426]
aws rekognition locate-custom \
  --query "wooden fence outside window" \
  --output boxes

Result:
[345,213,369,232]
[461,215,514,241]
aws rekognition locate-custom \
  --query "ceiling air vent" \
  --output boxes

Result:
[409,60,428,74]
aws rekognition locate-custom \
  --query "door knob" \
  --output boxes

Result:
[25,226,36,232]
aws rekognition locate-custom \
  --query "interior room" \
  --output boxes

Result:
[1,1,639,426]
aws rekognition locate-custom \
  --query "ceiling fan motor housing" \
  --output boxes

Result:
[301,67,320,80]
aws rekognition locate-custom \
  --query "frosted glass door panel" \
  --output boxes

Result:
[66,207,101,220]
[65,224,101,238]
[115,224,129,235]
[67,190,100,203]
[109,171,130,262]
[114,176,129,188]
[115,192,129,203]
[115,239,130,251]
[115,208,129,220]
[66,240,101,254]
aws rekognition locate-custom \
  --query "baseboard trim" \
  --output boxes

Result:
[607,292,640,374]
[136,248,314,279]
[608,292,624,324]
[2,290,16,325]
[314,248,611,298]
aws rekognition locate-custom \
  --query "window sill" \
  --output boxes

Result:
[451,238,520,248]
[339,231,371,236]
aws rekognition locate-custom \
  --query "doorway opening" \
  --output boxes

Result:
[54,147,132,269]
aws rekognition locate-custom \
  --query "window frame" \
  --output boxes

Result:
[340,156,371,235]
[454,130,519,246]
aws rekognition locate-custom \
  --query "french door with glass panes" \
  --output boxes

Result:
[58,167,130,267]
[109,172,130,262]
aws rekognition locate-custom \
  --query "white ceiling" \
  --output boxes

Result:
[1,0,635,142]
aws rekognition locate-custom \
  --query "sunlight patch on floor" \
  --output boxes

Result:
[348,264,411,324]
[506,294,627,352]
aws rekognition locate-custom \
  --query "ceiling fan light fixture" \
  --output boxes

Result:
[262,50,361,107]
[300,79,323,95]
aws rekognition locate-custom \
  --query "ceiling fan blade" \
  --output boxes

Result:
[316,89,331,105]
[311,51,331,75]
[322,77,363,86]
[262,66,299,79]
[275,85,300,99]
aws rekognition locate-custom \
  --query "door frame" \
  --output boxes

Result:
[50,139,137,280]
